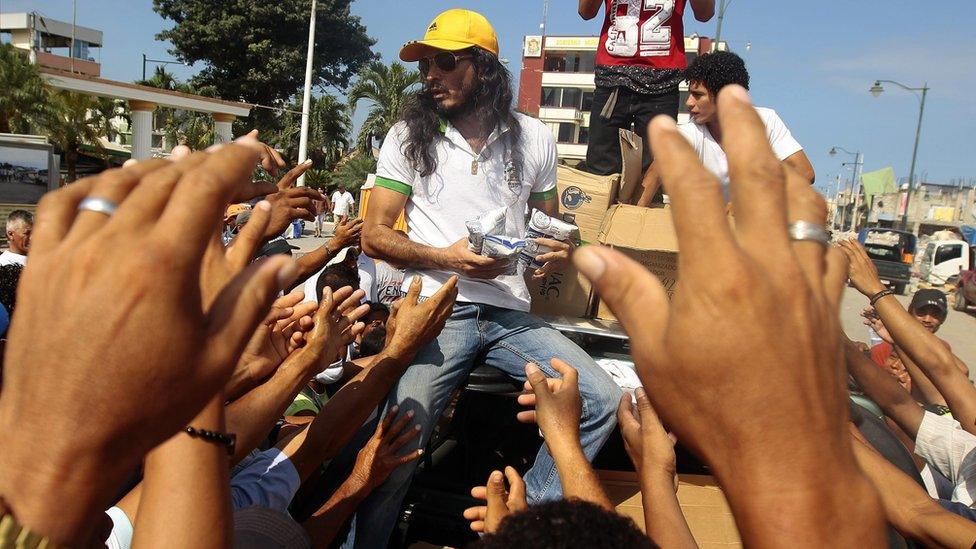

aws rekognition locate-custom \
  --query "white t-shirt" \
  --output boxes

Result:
[0,250,26,266]
[677,107,803,199]
[302,251,376,305]
[375,114,558,311]
[331,191,355,217]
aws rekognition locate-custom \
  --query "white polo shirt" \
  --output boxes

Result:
[678,106,803,199]
[375,114,557,311]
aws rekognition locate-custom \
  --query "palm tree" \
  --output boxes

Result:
[347,61,421,153]
[330,152,377,193]
[35,91,114,182]
[0,44,47,134]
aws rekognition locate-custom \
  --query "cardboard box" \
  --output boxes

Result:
[599,470,742,548]
[555,165,620,245]
[617,129,644,205]
[528,262,594,318]
[594,204,679,321]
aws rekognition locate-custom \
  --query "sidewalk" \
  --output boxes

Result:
[285,221,336,257]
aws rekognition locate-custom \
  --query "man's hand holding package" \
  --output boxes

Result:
[440,237,512,279]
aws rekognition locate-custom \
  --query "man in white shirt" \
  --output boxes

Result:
[326,10,620,548]
[0,210,32,266]
[330,185,355,219]
[637,51,814,205]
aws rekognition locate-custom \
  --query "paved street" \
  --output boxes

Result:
[839,286,976,382]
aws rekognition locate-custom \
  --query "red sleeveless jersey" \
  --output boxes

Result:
[596,0,687,69]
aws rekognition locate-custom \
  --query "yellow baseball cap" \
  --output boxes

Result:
[399,9,499,62]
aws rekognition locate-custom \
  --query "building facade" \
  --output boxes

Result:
[517,34,723,163]
[868,180,976,236]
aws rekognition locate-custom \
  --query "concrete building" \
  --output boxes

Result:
[1,12,250,161]
[868,179,976,236]
[516,34,724,163]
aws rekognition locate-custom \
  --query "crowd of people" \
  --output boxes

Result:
[0,3,973,549]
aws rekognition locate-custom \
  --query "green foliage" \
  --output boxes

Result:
[348,61,422,153]
[266,94,351,170]
[137,66,218,150]
[34,92,121,182]
[154,0,375,130]
[0,44,47,134]
[329,153,377,193]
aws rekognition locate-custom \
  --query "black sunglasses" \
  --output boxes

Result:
[418,51,472,76]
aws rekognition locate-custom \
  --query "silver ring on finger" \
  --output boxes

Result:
[788,221,830,246]
[77,197,119,217]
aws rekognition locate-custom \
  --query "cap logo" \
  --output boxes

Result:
[428,22,438,31]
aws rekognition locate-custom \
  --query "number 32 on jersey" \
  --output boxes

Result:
[605,0,675,58]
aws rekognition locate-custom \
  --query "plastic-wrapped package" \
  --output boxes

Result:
[466,207,507,254]
[483,235,525,275]
[519,209,578,269]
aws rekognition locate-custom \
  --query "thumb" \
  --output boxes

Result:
[205,256,299,369]
[525,363,550,397]
[227,200,271,268]
[486,470,507,509]
[504,466,526,511]
[574,245,670,356]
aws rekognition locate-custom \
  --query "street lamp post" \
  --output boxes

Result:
[870,79,930,231]
[296,0,318,188]
[141,54,188,81]
[830,146,863,232]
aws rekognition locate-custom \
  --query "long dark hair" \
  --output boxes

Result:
[400,47,522,178]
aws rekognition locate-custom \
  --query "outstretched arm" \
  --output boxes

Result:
[689,0,716,22]
[844,337,925,438]
[578,0,603,20]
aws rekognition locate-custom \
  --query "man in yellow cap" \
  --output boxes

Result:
[325,9,621,547]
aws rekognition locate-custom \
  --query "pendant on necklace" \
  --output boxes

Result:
[470,160,478,175]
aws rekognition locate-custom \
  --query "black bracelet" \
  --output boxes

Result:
[869,288,894,306]
[185,426,237,455]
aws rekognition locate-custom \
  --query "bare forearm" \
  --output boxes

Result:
[845,340,924,437]
[689,0,715,21]
[226,359,310,465]
[641,472,697,549]
[294,242,337,286]
[283,351,409,480]
[303,476,370,548]
[363,224,445,271]
[548,438,613,510]
[133,398,231,549]
[578,0,603,19]
[895,347,947,406]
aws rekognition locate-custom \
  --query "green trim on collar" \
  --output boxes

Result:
[437,118,448,134]
[529,187,557,201]
[374,176,412,196]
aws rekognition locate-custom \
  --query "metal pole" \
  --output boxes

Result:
[541,0,550,38]
[900,84,928,231]
[296,0,317,187]
[70,0,77,73]
[713,0,727,51]
[142,54,147,81]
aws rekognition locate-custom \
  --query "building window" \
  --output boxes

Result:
[581,90,594,112]
[543,52,567,72]
[557,123,576,143]
[561,88,582,109]
[544,50,596,73]
[575,51,596,72]
[541,87,560,108]
[577,126,590,144]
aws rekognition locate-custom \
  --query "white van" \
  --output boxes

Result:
[920,239,971,284]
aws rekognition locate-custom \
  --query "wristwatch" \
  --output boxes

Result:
[0,499,61,549]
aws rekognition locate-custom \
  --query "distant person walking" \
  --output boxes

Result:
[331,185,356,220]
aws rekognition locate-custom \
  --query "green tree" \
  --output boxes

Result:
[0,44,47,134]
[329,152,376,193]
[138,66,218,150]
[154,0,375,131]
[35,92,118,182]
[347,61,421,153]
[268,94,351,169]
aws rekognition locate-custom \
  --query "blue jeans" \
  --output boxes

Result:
[333,302,621,548]
[291,219,303,238]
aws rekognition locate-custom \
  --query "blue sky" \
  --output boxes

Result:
[8,0,976,193]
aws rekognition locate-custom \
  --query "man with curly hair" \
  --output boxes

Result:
[637,51,814,205]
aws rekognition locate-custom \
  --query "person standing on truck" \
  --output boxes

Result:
[327,9,622,548]
[580,0,714,177]
[637,51,815,205]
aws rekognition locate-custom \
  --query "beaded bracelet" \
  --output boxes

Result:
[868,288,895,306]
[185,426,237,455]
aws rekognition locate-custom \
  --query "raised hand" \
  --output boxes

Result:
[838,239,887,297]
[572,86,884,546]
[349,406,424,492]
[0,138,298,543]
[617,388,678,484]
[517,360,582,447]
[384,275,458,359]
[263,187,324,241]
[861,306,894,345]
[462,467,528,534]
[330,215,364,251]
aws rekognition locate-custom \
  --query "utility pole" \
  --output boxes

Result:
[70,0,77,73]
[713,0,728,51]
[297,0,317,188]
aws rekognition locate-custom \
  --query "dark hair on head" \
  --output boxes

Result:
[316,264,360,302]
[683,51,750,96]
[400,46,522,178]
[0,264,23,316]
[471,499,655,549]
[358,325,387,357]
[368,301,390,316]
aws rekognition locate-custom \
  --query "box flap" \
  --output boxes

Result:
[598,204,678,253]
[617,129,643,205]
